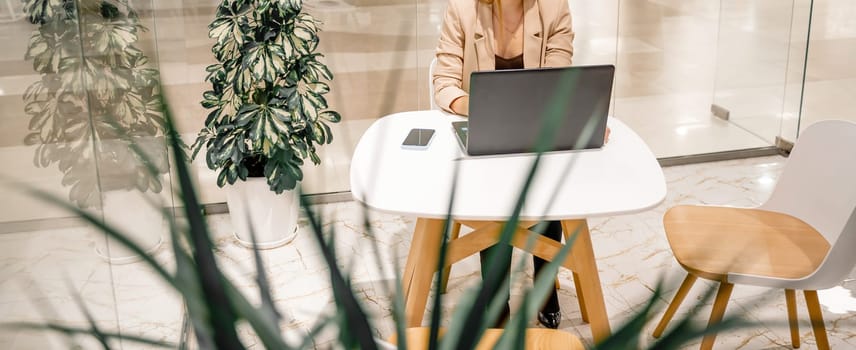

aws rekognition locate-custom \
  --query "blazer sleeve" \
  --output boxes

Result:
[433,0,468,114]
[543,0,574,67]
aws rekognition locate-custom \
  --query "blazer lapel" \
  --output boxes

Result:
[522,0,543,68]
[474,0,495,71]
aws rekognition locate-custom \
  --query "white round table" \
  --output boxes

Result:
[350,110,666,341]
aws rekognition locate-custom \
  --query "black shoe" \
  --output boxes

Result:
[537,311,561,329]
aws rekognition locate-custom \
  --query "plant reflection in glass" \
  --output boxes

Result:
[22,0,168,208]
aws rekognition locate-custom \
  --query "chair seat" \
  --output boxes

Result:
[390,327,585,350]
[664,205,830,281]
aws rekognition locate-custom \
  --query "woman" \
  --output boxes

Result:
[432,0,575,329]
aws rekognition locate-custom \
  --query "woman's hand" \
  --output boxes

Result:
[450,96,469,116]
[604,126,611,144]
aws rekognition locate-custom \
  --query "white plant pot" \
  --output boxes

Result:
[226,177,299,249]
[95,189,165,264]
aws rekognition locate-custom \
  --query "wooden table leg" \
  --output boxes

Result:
[572,272,589,323]
[403,219,430,299]
[439,221,462,293]
[404,218,446,327]
[561,219,611,342]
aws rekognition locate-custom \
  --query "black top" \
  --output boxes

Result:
[495,54,524,70]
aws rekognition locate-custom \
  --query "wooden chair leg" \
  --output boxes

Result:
[438,221,462,294]
[700,282,734,350]
[804,290,830,350]
[653,274,698,338]
[785,289,800,348]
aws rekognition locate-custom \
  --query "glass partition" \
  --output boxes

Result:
[0,0,178,347]
[711,0,806,146]
[614,0,767,157]
[777,0,813,143]
[789,0,856,139]
[308,0,424,195]
[570,0,619,67]
[571,0,620,117]
[709,0,856,149]
[0,2,118,347]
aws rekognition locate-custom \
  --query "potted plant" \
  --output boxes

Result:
[192,0,341,248]
[22,0,169,263]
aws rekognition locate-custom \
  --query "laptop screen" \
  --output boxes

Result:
[463,65,614,156]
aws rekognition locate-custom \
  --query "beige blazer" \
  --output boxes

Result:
[433,0,575,113]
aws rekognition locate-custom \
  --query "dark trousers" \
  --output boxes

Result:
[479,220,562,320]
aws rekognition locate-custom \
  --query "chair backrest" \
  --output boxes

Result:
[429,57,439,110]
[761,120,856,242]
[750,120,856,289]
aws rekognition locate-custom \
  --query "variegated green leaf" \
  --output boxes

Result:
[297,14,318,32]
[268,44,286,72]
[310,60,334,80]
[268,107,294,134]
[278,34,295,59]
[299,94,318,121]
[235,65,255,95]
[318,110,341,123]
[290,135,308,159]
[307,82,329,94]
[257,0,272,14]
[294,23,315,41]
[201,90,222,109]
[249,115,266,148]
[303,90,327,110]
[317,121,333,144]
[209,4,247,61]
[262,112,282,146]
[290,33,311,54]
[308,151,320,164]
[285,162,303,182]
[235,104,261,127]
[312,122,325,143]
[217,167,229,186]
[227,163,239,184]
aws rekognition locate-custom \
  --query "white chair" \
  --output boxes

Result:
[653,120,856,350]
[428,57,439,111]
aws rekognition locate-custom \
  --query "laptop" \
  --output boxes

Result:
[453,64,615,157]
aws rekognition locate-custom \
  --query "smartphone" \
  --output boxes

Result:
[401,128,435,149]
